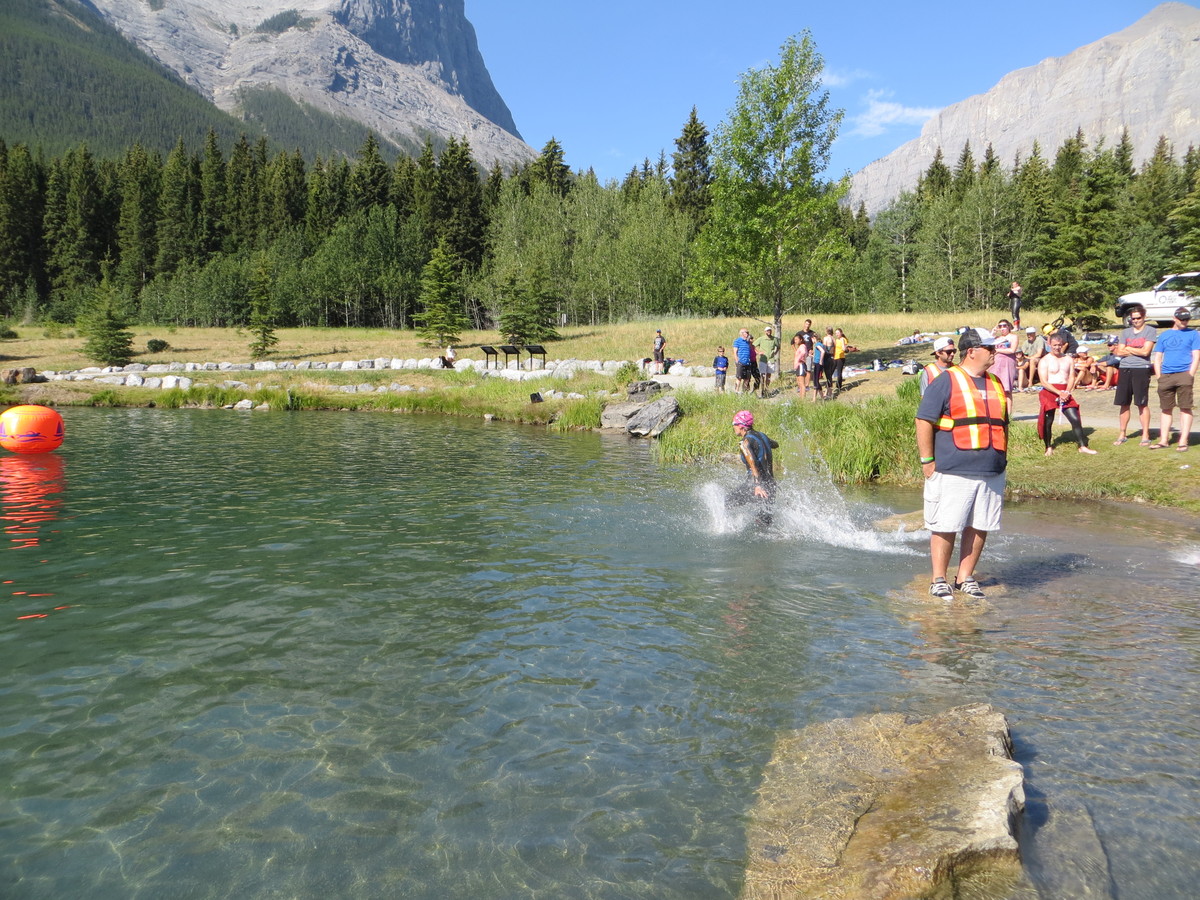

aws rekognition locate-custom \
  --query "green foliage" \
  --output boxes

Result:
[0,0,257,158]
[247,255,279,359]
[79,282,135,366]
[691,31,849,322]
[610,361,641,390]
[413,241,468,346]
[670,107,713,231]
[496,267,560,344]
[549,394,604,430]
[146,338,169,353]
[254,10,316,34]
[87,389,123,407]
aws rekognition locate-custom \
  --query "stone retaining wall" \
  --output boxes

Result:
[38,357,717,392]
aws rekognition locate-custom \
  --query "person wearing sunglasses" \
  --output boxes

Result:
[915,328,1009,602]
[919,336,956,396]
[1111,304,1157,445]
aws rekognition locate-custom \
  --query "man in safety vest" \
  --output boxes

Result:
[915,328,1009,601]
[919,336,956,395]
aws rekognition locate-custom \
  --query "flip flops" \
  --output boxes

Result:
[1147,443,1170,450]
[1178,445,1190,453]
[1139,439,1154,446]
[1113,436,1128,445]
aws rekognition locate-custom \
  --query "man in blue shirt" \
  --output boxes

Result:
[1149,306,1200,451]
[732,328,758,394]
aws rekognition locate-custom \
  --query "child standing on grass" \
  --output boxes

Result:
[713,347,729,393]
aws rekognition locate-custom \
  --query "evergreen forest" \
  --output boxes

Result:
[3,36,1200,341]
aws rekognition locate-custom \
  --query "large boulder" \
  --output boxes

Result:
[600,402,643,429]
[625,395,681,437]
[741,703,1027,900]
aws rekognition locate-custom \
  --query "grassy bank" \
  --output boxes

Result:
[5,315,1198,512]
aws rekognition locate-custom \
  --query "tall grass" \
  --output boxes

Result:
[655,385,922,485]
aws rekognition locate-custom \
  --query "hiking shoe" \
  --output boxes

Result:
[929,579,954,600]
[954,577,986,600]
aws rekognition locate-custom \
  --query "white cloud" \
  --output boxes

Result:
[822,67,870,88]
[849,89,941,138]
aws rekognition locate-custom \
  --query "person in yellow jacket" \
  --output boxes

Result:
[915,328,1009,601]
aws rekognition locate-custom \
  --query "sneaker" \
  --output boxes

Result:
[954,577,986,600]
[929,579,953,600]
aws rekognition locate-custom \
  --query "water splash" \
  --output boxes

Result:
[694,471,918,555]
[1172,545,1200,566]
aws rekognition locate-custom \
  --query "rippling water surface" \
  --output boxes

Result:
[2,408,1198,898]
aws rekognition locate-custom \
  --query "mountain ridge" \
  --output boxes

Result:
[80,0,536,170]
[848,2,1200,214]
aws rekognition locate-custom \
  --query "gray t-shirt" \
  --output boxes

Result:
[1118,325,1157,369]
[1019,335,1046,358]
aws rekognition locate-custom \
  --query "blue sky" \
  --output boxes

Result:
[466,0,1175,183]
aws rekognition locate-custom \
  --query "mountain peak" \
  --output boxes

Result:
[848,2,1200,214]
[84,0,535,168]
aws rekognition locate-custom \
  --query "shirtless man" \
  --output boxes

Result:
[1037,335,1097,456]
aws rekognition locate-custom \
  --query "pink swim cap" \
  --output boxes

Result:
[732,410,754,427]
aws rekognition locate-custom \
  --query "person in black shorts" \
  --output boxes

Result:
[1112,304,1157,445]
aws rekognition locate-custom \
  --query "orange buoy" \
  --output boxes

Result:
[0,405,65,453]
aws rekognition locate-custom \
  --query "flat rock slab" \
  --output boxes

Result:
[741,703,1026,900]
[890,573,1008,608]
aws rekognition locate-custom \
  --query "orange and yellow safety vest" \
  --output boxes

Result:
[935,366,1008,451]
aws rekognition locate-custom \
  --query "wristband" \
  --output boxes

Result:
[920,456,934,464]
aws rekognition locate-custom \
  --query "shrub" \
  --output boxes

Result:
[146,339,170,353]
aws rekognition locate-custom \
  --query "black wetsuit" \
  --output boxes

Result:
[735,429,776,525]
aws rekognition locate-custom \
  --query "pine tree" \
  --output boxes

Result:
[1122,135,1186,285]
[918,148,952,201]
[350,133,391,211]
[80,277,135,366]
[952,141,976,197]
[413,240,467,346]
[0,143,46,312]
[262,149,306,238]
[529,138,572,198]
[979,143,1000,179]
[670,106,712,232]
[1168,169,1200,270]
[44,144,103,300]
[247,254,279,359]
[225,135,261,253]
[155,138,199,277]
[193,130,225,257]
[115,142,160,296]
[1036,145,1125,315]
[497,266,560,344]
[435,137,485,269]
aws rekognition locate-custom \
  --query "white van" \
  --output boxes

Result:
[1114,273,1200,325]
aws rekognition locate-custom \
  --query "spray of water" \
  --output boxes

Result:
[695,408,920,555]
[1173,544,1200,566]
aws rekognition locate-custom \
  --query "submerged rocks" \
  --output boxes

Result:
[741,703,1026,900]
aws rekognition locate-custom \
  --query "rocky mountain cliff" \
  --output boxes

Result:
[81,0,536,169]
[848,3,1200,215]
